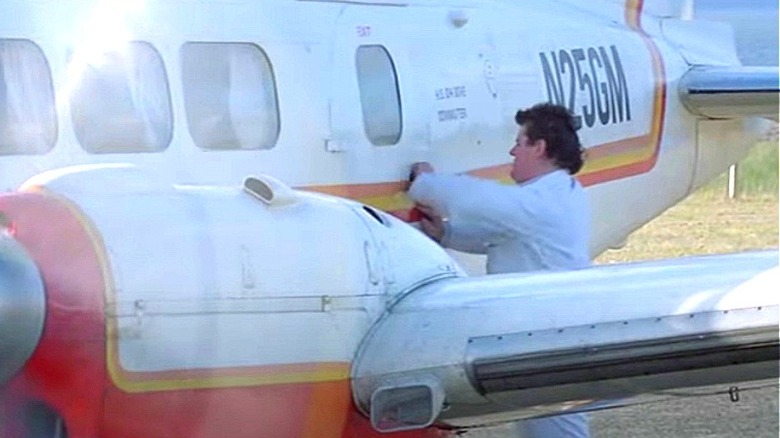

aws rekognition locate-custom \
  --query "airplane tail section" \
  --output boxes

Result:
[635,0,694,18]
[352,250,779,432]
[679,66,780,120]
[570,0,691,19]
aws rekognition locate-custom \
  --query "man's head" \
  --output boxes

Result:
[509,103,584,183]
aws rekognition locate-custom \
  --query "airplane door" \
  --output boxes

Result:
[327,5,505,185]
[326,5,427,186]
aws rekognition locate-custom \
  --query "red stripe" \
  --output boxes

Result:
[0,192,107,438]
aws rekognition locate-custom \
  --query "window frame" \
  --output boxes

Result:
[0,38,57,156]
[69,40,174,154]
[180,41,281,151]
[355,44,403,147]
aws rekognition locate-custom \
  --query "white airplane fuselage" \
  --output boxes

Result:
[0,0,770,254]
[0,1,776,438]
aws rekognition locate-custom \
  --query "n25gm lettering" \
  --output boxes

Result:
[540,45,631,128]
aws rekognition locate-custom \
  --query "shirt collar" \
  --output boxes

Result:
[517,168,568,187]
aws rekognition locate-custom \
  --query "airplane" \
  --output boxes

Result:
[0,0,778,437]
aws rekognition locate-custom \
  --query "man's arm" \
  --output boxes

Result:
[440,216,491,254]
[409,171,530,252]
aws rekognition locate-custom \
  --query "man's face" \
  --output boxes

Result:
[509,125,545,183]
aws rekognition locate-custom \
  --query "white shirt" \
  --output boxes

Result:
[411,169,591,438]
[409,169,590,274]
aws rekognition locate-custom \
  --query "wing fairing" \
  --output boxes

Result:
[679,66,780,120]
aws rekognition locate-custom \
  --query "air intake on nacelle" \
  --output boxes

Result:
[243,175,300,207]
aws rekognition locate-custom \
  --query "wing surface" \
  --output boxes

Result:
[679,66,780,120]
[352,250,779,430]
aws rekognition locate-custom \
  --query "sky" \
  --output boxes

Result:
[698,0,777,8]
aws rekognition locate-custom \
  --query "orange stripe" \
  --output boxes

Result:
[300,380,353,438]
[468,164,513,180]
[625,0,642,29]
[579,0,665,185]
[306,180,408,199]
[114,362,349,383]
[583,134,649,160]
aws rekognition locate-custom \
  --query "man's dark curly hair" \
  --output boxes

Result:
[515,103,585,175]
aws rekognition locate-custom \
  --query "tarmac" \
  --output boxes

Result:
[462,379,779,437]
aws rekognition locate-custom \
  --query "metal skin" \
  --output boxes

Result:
[352,251,779,427]
[0,0,778,437]
[679,66,780,120]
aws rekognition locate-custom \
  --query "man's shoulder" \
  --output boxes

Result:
[525,170,583,194]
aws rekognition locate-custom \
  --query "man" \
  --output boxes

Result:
[407,103,591,437]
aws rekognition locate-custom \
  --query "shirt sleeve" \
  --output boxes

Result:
[440,217,489,254]
[409,172,534,253]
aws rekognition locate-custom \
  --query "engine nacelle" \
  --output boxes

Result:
[0,164,460,438]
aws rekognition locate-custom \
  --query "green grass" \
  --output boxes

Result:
[738,140,779,193]
[698,140,779,198]
[598,140,778,264]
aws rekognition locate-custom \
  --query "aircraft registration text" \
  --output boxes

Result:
[540,45,631,129]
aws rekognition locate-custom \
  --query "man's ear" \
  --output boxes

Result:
[532,138,548,158]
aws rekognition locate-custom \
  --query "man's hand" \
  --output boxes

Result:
[409,162,435,182]
[415,203,446,243]
[408,162,445,242]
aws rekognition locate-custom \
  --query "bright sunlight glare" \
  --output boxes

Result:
[60,0,148,104]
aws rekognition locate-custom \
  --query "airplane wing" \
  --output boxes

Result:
[679,66,780,120]
[352,250,779,432]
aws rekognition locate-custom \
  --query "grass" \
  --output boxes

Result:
[597,140,778,264]
[702,140,779,195]
[734,140,779,193]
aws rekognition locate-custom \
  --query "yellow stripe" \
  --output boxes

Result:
[113,368,350,393]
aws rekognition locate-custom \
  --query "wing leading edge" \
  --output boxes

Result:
[352,250,779,431]
[679,66,780,120]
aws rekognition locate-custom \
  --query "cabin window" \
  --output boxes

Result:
[355,45,402,146]
[0,39,57,155]
[69,41,173,153]
[181,42,280,150]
